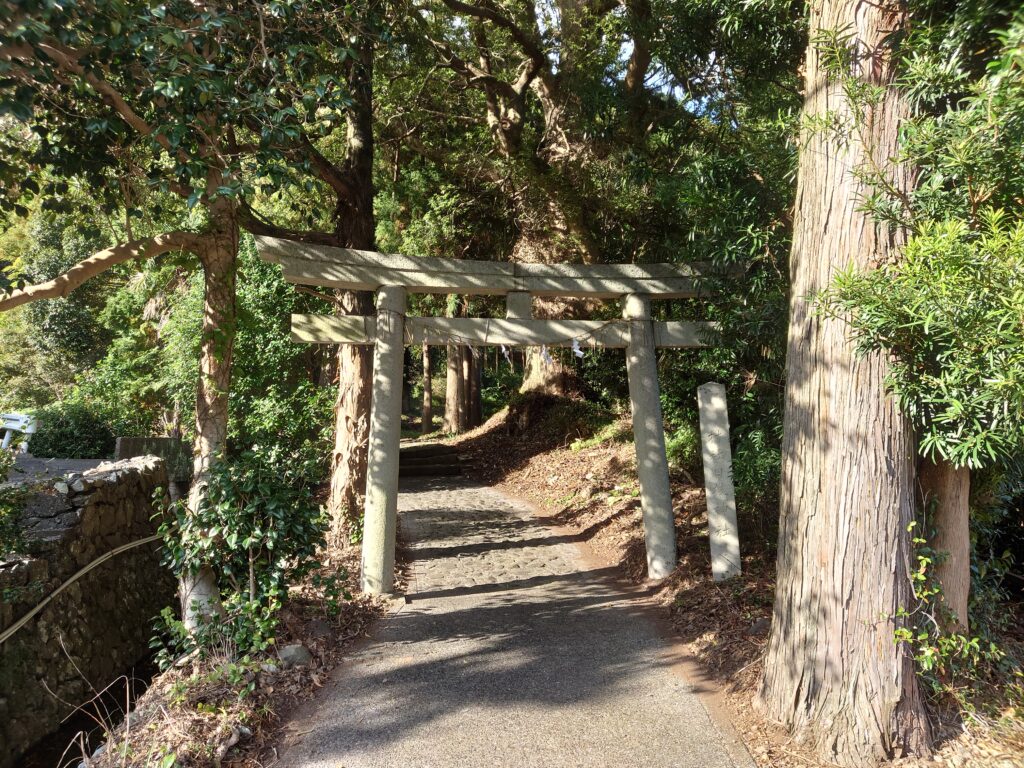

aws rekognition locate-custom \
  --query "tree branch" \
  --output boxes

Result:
[297,134,357,203]
[0,232,202,313]
[238,204,349,247]
[436,0,548,68]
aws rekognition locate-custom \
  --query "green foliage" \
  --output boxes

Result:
[818,11,1024,473]
[665,423,702,477]
[29,398,119,458]
[570,420,633,453]
[479,360,522,420]
[0,0,361,222]
[0,448,25,557]
[309,570,353,619]
[20,212,113,369]
[0,448,14,482]
[732,427,781,523]
[824,214,1024,469]
[898,11,1024,227]
[228,238,335,464]
[897,520,1023,712]
[156,446,326,662]
[536,398,615,444]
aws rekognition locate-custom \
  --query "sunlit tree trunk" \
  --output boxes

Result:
[757,1,932,764]
[180,194,238,631]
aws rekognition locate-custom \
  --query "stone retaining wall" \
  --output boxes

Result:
[0,457,176,767]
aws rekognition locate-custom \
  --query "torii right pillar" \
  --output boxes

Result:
[623,294,677,580]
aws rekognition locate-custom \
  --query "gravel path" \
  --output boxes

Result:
[278,477,752,768]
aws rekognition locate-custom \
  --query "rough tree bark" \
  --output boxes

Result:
[919,458,971,632]
[757,1,932,764]
[460,345,472,428]
[326,34,377,545]
[402,347,414,414]
[469,348,482,427]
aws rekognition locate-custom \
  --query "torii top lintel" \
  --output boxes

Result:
[255,236,708,300]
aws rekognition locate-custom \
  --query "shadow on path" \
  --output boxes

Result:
[277,477,751,768]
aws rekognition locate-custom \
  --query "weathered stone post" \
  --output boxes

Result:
[697,382,741,581]
[623,294,677,579]
[361,285,407,594]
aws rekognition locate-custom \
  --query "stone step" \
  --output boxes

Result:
[399,463,463,477]
[399,442,459,459]
[399,454,462,468]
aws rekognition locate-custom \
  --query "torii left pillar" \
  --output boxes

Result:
[361,285,407,594]
[623,294,677,579]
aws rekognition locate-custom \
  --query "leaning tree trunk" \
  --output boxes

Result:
[180,198,238,632]
[757,2,932,764]
[919,458,971,633]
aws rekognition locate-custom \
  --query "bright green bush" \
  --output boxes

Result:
[156,445,327,662]
[825,213,1024,469]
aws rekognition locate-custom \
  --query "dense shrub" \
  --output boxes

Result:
[29,399,117,458]
[826,214,1024,469]
[665,422,702,478]
[155,444,327,662]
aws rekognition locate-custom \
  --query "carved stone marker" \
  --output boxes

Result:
[697,382,741,581]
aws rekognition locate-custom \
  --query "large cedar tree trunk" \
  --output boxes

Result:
[180,197,239,630]
[326,37,376,545]
[757,2,932,764]
[919,458,971,632]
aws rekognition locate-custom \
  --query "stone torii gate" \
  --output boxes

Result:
[255,236,741,594]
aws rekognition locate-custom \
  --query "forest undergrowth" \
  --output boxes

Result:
[81,543,393,768]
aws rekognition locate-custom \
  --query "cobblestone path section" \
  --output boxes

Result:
[279,477,751,768]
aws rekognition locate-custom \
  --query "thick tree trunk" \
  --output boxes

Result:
[180,199,238,632]
[757,2,932,764]
[328,290,374,543]
[444,344,465,433]
[326,36,376,544]
[421,345,433,434]
[919,458,971,633]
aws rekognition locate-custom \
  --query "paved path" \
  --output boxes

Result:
[278,477,752,768]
